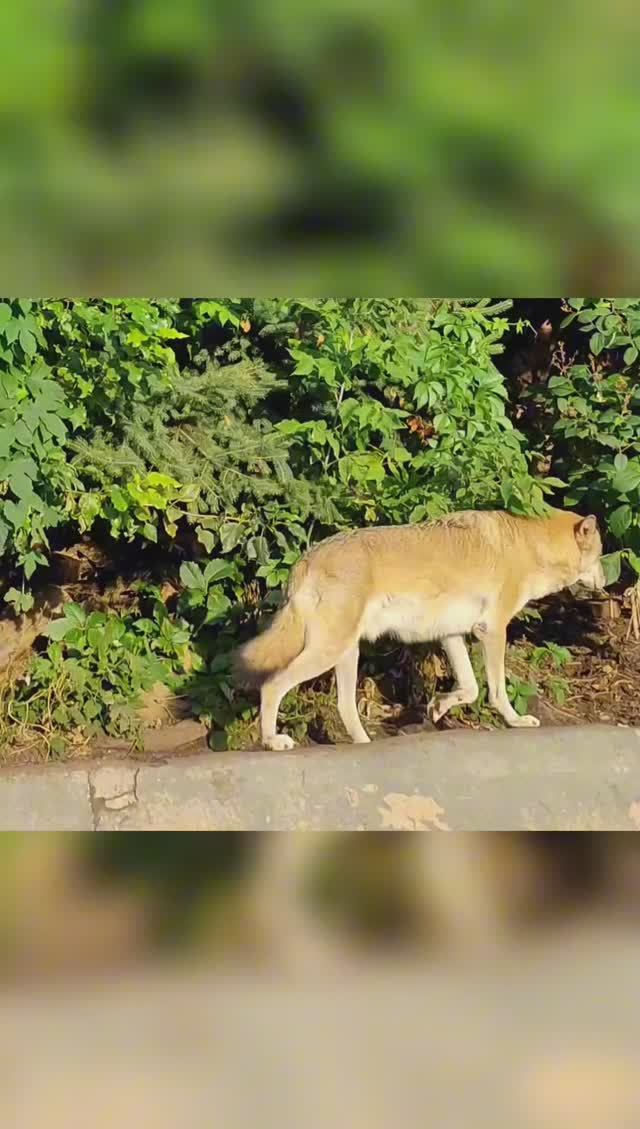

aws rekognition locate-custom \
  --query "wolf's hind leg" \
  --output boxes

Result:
[334,644,370,744]
[260,644,345,750]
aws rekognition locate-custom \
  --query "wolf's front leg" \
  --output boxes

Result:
[479,626,540,728]
[428,635,479,722]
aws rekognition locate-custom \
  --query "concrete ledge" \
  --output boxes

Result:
[2,725,640,830]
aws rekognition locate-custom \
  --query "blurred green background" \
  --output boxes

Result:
[2,0,640,292]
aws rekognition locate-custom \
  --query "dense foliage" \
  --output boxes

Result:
[1,297,637,753]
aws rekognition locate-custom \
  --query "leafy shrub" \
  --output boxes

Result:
[526,298,640,579]
[10,600,190,753]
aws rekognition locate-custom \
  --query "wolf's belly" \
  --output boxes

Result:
[360,594,486,643]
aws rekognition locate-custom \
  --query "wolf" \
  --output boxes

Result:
[236,509,606,751]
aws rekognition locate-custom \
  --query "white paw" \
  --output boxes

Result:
[428,696,455,723]
[264,733,296,751]
[351,731,371,745]
[427,697,442,722]
[508,714,540,728]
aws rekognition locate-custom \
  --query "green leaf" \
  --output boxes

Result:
[292,351,315,376]
[14,419,32,446]
[609,503,632,539]
[64,603,87,627]
[0,426,14,458]
[180,561,205,590]
[86,612,108,630]
[219,522,244,553]
[538,476,566,488]
[9,471,37,502]
[203,559,234,584]
[601,552,622,586]
[204,589,231,624]
[4,498,28,526]
[612,462,640,495]
[47,616,76,641]
[109,486,129,512]
[40,413,67,441]
[614,452,628,471]
[590,332,604,356]
[19,327,36,356]
[196,526,216,553]
[142,522,158,543]
[0,303,12,327]
[23,551,41,580]
[624,345,639,366]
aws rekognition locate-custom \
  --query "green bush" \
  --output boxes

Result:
[528,298,640,579]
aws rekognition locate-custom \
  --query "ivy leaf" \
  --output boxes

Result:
[23,551,40,580]
[219,522,244,553]
[196,526,215,553]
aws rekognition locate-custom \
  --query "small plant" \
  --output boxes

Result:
[178,559,236,628]
[11,601,196,755]
[529,642,572,669]
[507,676,538,717]
[3,586,35,615]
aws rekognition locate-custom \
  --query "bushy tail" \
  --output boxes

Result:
[233,600,305,687]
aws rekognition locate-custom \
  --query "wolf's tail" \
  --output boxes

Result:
[233,600,305,687]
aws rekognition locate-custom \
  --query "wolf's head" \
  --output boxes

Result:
[573,515,606,590]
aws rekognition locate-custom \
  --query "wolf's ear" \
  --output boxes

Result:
[575,514,598,547]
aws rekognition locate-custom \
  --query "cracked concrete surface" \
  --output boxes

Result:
[1,725,640,830]
[88,764,140,829]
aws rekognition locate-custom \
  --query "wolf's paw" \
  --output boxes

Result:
[264,733,296,751]
[428,697,447,724]
[508,714,540,728]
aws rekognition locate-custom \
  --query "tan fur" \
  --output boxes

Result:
[237,509,605,750]
[235,600,305,687]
